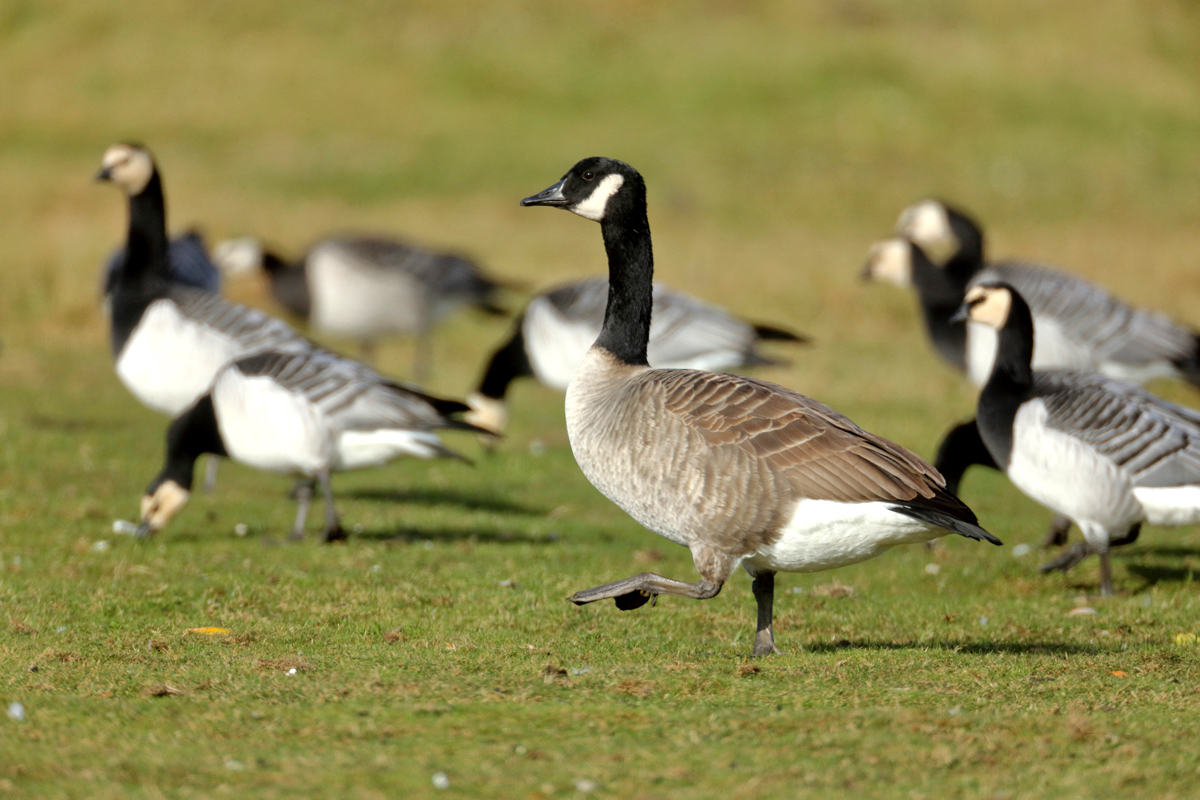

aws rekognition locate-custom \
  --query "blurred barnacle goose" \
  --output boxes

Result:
[96,143,309,418]
[102,229,220,298]
[521,157,999,655]
[137,348,486,542]
[214,234,510,377]
[956,282,1200,595]
[465,277,806,436]
[874,200,1200,388]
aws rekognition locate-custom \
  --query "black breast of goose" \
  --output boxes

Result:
[97,144,307,417]
[522,157,999,655]
[957,282,1200,595]
[466,277,806,435]
[899,199,1200,388]
[138,347,485,542]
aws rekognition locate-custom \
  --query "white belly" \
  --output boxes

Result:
[1006,400,1142,544]
[744,500,943,574]
[116,300,246,416]
[333,429,446,471]
[1133,486,1200,527]
[524,302,597,392]
[213,371,332,476]
[308,249,426,339]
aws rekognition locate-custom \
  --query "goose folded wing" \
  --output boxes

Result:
[1038,372,1200,487]
[655,371,946,504]
[168,285,309,354]
[647,287,754,366]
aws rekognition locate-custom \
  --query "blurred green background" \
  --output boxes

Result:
[3,2,1200,798]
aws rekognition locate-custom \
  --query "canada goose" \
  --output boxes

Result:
[214,235,509,377]
[522,157,1000,655]
[137,348,484,542]
[96,143,310,418]
[103,230,220,298]
[956,282,1200,596]
[872,200,1200,388]
[465,277,806,436]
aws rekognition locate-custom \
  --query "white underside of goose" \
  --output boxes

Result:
[212,371,332,476]
[1132,486,1200,527]
[1005,400,1143,547]
[333,429,447,471]
[743,499,944,574]
[308,247,427,338]
[523,301,600,391]
[116,299,248,416]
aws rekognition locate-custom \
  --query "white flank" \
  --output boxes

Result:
[334,429,445,471]
[744,500,942,574]
[307,244,426,338]
[571,174,625,221]
[523,298,601,391]
[212,370,331,476]
[116,300,247,416]
[1134,486,1200,527]
[1005,400,1142,545]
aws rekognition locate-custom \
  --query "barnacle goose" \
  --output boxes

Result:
[137,348,486,542]
[956,282,1200,596]
[214,235,509,376]
[871,200,1200,388]
[465,277,806,436]
[96,144,309,418]
[522,157,999,655]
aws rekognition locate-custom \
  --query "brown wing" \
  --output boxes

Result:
[654,370,945,504]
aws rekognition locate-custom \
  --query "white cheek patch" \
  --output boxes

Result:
[865,238,913,288]
[897,200,952,251]
[571,174,625,221]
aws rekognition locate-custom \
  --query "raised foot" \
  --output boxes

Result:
[568,582,657,611]
[1039,542,1093,574]
[567,572,721,609]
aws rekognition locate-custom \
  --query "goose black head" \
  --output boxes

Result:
[521,157,645,223]
[95,143,156,196]
[861,236,915,288]
[136,477,191,538]
[952,282,1013,329]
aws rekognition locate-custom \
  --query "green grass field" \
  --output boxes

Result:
[3,1,1200,797]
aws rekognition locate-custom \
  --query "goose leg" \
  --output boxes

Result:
[202,456,220,493]
[568,573,723,610]
[1040,542,1094,574]
[1041,514,1072,549]
[1098,551,1114,597]
[751,571,784,657]
[288,479,315,541]
[317,469,347,543]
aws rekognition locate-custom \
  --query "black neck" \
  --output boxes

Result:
[477,323,533,400]
[976,293,1035,470]
[945,211,986,279]
[263,251,312,319]
[156,395,227,491]
[594,203,653,367]
[109,170,171,356]
[910,244,970,371]
[124,171,171,284]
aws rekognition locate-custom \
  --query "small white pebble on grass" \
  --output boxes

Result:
[92,540,111,552]
[514,744,528,755]
[56,626,66,633]
[224,760,245,771]
[287,668,297,676]
[575,779,597,793]
[7,702,25,722]
[528,439,547,456]
[1012,543,1032,557]
[1069,607,1099,616]
[791,586,803,594]
[924,563,940,575]
[112,520,138,535]
[497,579,514,588]
[571,667,591,675]
[948,707,961,716]
[432,772,450,790]
[979,616,988,626]
[372,565,381,572]
[234,523,248,537]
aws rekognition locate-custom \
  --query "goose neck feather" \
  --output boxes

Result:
[595,201,653,367]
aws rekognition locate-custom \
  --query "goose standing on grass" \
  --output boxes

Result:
[137,348,486,542]
[955,282,1200,596]
[465,277,806,436]
[214,235,510,377]
[521,157,1000,656]
[96,143,310,417]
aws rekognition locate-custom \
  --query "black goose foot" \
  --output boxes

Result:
[1039,542,1093,573]
[614,591,656,610]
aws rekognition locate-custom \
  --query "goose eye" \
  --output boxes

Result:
[582,171,595,181]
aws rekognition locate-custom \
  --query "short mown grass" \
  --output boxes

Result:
[4,1,1200,797]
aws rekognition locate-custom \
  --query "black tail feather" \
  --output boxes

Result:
[751,322,810,344]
